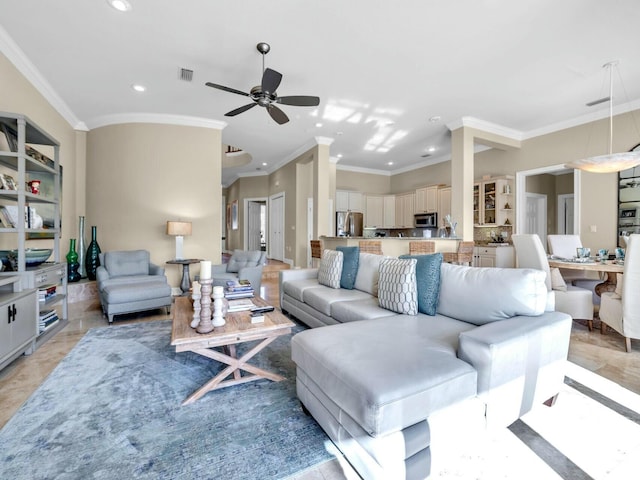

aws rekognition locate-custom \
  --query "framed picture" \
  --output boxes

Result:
[226,203,231,231]
[231,200,238,230]
[27,166,62,239]
[2,174,17,190]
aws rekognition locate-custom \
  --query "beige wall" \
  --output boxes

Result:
[86,123,222,288]
[391,161,452,192]
[0,52,82,251]
[337,169,391,194]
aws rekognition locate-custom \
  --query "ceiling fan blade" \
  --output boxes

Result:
[267,105,289,125]
[205,82,250,97]
[225,103,257,117]
[262,68,283,94]
[276,95,320,107]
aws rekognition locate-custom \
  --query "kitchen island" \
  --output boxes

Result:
[320,236,461,258]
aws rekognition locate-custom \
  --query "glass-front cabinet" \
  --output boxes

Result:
[618,145,640,245]
[474,177,513,227]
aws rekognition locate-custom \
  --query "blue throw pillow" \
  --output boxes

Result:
[399,253,443,315]
[336,246,360,289]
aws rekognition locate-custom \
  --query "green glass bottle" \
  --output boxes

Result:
[66,238,81,282]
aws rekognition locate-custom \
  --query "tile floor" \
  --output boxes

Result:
[0,276,638,480]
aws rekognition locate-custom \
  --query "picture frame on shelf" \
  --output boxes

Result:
[2,174,17,190]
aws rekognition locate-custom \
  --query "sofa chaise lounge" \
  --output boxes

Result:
[280,250,571,479]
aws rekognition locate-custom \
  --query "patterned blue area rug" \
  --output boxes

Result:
[0,320,336,479]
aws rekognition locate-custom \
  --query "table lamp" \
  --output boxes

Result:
[166,221,192,260]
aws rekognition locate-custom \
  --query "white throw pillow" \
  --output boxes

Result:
[377,258,418,315]
[318,249,343,289]
[550,267,567,291]
[354,252,387,296]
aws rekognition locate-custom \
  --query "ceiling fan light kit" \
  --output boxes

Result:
[205,42,320,125]
[566,60,640,173]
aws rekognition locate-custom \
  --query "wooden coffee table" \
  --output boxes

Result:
[171,295,294,405]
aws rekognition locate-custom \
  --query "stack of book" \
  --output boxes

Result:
[224,279,254,299]
[38,309,59,333]
[38,284,57,303]
[226,298,255,313]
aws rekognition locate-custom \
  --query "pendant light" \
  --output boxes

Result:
[565,61,640,173]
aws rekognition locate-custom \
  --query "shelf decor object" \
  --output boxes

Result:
[77,216,86,278]
[66,239,81,283]
[85,225,101,280]
[566,61,640,173]
[166,220,192,260]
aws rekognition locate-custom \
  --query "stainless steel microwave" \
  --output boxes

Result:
[415,212,437,228]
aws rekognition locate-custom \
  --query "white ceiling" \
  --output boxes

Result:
[2,0,640,186]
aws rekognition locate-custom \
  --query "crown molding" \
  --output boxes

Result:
[0,25,87,131]
[336,164,392,176]
[446,116,523,140]
[87,113,227,130]
[314,136,335,146]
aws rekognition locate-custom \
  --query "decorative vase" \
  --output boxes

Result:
[77,216,87,278]
[66,238,81,283]
[85,225,101,280]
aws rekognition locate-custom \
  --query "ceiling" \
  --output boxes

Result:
[1,0,640,186]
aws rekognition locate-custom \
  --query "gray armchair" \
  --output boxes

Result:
[211,250,267,293]
[96,250,172,323]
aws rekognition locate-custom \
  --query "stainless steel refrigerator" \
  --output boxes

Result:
[336,211,363,237]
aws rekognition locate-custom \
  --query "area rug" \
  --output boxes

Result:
[0,320,337,480]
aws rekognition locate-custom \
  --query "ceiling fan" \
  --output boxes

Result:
[205,42,320,125]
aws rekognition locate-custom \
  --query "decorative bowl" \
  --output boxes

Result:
[7,248,53,268]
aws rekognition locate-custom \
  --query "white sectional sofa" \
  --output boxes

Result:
[280,251,572,480]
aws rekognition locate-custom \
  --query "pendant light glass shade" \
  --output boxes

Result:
[566,61,640,173]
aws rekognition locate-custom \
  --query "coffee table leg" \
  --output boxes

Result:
[182,337,284,405]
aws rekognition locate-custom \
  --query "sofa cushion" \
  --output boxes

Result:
[318,249,343,289]
[303,287,371,316]
[336,246,359,290]
[292,316,478,437]
[282,278,326,302]
[437,263,548,325]
[104,250,150,277]
[354,252,386,296]
[226,250,264,273]
[378,258,418,315]
[330,297,397,323]
[399,253,443,316]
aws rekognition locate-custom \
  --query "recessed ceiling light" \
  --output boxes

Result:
[132,84,146,92]
[428,146,436,153]
[315,122,323,128]
[336,131,344,136]
[262,162,267,166]
[337,154,343,158]
[387,162,394,165]
[107,0,132,12]
[428,116,441,123]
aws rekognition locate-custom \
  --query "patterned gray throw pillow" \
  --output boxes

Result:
[378,258,418,315]
[318,249,343,289]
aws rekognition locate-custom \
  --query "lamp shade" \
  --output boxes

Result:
[166,221,192,236]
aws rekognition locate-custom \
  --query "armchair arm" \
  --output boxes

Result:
[149,262,165,276]
[238,264,264,291]
[96,266,110,290]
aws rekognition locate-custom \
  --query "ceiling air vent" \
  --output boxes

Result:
[420,153,432,158]
[179,68,194,82]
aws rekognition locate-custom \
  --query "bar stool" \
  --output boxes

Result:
[358,240,383,255]
[310,240,323,267]
[409,241,436,255]
[443,241,474,266]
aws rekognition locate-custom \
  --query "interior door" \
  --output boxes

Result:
[557,194,575,234]
[247,201,262,251]
[526,193,548,251]
[269,193,285,262]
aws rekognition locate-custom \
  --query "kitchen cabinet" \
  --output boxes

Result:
[415,186,439,213]
[438,187,451,226]
[336,190,363,212]
[364,194,384,227]
[395,192,415,228]
[383,195,396,228]
[474,176,513,226]
[473,246,515,268]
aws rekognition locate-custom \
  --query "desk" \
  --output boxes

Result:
[167,259,203,294]
[548,259,624,296]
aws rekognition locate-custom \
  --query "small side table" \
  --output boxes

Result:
[167,259,203,295]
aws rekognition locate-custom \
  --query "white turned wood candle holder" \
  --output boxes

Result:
[212,285,226,327]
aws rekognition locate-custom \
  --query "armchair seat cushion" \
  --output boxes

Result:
[98,274,165,291]
[102,280,171,304]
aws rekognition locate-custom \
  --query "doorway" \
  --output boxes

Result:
[269,192,285,262]
[525,193,548,250]
[244,198,267,252]
[558,194,575,234]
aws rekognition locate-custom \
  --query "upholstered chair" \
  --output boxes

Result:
[547,234,602,304]
[599,234,640,352]
[211,249,267,292]
[96,250,172,323]
[512,234,595,330]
